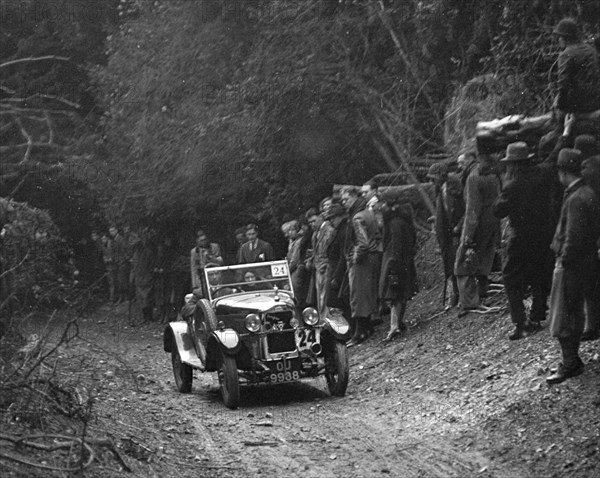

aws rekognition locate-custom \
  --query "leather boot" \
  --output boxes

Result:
[347,317,369,347]
[547,339,584,384]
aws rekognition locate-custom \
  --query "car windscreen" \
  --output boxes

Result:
[204,261,293,299]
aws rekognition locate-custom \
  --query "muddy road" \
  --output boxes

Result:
[20,299,600,478]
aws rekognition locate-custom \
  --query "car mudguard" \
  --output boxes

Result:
[163,322,202,366]
[208,329,242,355]
[321,313,350,340]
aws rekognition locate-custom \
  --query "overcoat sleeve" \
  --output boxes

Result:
[352,214,370,263]
[462,173,482,246]
[492,181,515,219]
[556,50,573,112]
[561,194,590,265]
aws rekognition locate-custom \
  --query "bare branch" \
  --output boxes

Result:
[3,93,81,110]
[14,118,33,164]
[0,55,71,69]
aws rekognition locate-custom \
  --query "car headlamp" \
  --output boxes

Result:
[244,314,261,333]
[290,318,300,329]
[302,307,319,326]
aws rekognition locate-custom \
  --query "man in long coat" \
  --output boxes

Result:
[493,142,555,339]
[577,136,600,341]
[340,186,380,346]
[313,207,335,318]
[427,162,464,307]
[547,149,600,383]
[454,149,501,315]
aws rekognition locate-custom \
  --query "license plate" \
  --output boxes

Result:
[295,328,319,350]
[267,358,301,383]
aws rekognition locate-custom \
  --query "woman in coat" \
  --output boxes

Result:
[377,198,419,342]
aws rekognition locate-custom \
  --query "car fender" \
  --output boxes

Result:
[208,329,241,355]
[322,314,350,340]
[163,322,200,364]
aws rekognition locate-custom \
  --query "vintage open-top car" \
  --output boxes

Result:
[163,260,350,408]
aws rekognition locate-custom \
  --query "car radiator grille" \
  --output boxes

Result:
[265,311,296,354]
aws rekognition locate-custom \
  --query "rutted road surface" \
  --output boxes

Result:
[34,301,600,477]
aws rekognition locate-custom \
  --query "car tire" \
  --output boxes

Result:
[218,353,240,409]
[193,299,218,364]
[324,340,349,397]
[171,336,193,393]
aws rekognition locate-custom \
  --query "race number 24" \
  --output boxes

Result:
[296,329,316,348]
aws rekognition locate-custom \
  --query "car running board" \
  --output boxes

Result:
[182,357,205,371]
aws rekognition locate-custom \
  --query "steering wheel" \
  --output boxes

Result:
[211,285,240,295]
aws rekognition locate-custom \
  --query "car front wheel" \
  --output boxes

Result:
[324,340,349,397]
[171,336,193,393]
[218,353,239,409]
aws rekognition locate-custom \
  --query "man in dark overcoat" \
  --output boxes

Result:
[340,186,380,346]
[454,148,501,315]
[327,205,351,328]
[493,142,555,339]
[427,162,464,307]
[547,149,600,384]
[237,223,274,264]
[577,136,600,341]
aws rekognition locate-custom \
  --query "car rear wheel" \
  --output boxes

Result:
[218,353,239,409]
[171,336,193,393]
[324,340,349,397]
[193,299,218,365]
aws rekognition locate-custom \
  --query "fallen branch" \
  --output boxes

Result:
[0,433,95,472]
[0,55,71,69]
[243,441,279,447]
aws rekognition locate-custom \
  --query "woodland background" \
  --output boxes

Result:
[1,0,600,312]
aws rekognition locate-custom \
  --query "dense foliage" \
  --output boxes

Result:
[91,0,599,245]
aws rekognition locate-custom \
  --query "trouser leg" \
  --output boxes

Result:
[477,275,489,299]
[351,316,369,339]
[583,269,600,334]
[457,275,479,309]
[505,284,527,326]
[450,275,459,307]
[558,338,581,370]
[530,282,549,323]
[390,300,407,330]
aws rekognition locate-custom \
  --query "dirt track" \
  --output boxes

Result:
[16,297,600,478]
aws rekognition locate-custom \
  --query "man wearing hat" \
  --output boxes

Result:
[428,161,464,307]
[552,18,600,134]
[493,142,555,339]
[454,145,501,316]
[547,148,600,384]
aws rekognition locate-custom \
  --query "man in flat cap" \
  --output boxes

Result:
[547,148,600,384]
[493,142,554,339]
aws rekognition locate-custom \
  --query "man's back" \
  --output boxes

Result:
[557,42,600,113]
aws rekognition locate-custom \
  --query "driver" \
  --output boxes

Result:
[207,269,237,298]
[190,229,224,297]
